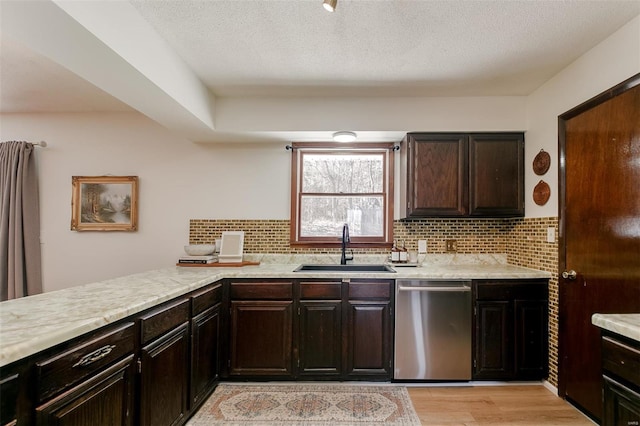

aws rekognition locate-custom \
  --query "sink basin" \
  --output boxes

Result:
[293,264,396,273]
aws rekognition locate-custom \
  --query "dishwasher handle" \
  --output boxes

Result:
[397,285,471,292]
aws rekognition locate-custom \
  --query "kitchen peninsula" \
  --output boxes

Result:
[1,255,550,425]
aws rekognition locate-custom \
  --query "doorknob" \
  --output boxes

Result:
[562,270,577,280]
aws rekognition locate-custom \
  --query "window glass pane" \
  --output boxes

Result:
[300,195,384,237]
[302,153,383,193]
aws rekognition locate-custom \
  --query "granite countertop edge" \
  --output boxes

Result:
[591,313,640,343]
[0,260,551,367]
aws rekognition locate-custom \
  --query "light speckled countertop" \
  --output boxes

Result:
[592,313,640,343]
[0,254,549,367]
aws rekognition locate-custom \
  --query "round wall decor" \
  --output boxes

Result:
[533,149,551,175]
[533,180,551,205]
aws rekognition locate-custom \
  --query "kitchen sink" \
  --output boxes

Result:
[293,264,396,273]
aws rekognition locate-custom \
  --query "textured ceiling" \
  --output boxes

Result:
[0,0,639,142]
[129,0,640,97]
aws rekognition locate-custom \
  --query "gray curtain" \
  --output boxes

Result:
[0,141,43,300]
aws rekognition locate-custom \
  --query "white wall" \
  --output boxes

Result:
[525,15,640,218]
[1,113,290,292]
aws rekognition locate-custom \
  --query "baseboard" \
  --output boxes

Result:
[542,379,558,395]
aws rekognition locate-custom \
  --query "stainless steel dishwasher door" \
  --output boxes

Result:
[394,280,472,380]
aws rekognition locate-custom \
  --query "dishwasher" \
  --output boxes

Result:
[394,279,472,380]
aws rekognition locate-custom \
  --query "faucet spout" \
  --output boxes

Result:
[340,223,353,265]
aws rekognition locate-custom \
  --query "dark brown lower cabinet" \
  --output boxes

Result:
[35,356,134,426]
[474,300,511,379]
[345,301,391,378]
[139,323,190,426]
[138,299,190,426]
[190,305,220,408]
[601,332,640,426]
[229,301,293,377]
[0,281,224,426]
[299,300,342,377]
[473,279,548,381]
[224,278,393,381]
[345,280,393,380]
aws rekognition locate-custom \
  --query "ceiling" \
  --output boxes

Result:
[1,0,639,142]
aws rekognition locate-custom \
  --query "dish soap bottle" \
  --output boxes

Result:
[391,240,400,263]
[399,240,408,263]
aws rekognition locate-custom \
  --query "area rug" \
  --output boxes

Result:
[187,383,421,425]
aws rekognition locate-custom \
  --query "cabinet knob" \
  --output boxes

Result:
[561,270,577,280]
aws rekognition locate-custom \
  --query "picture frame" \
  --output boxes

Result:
[71,176,139,231]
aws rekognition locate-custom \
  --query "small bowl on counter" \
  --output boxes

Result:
[184,244,216,256]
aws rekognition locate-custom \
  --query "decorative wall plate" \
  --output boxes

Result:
[533,149,551,175]
[533,180,551,205]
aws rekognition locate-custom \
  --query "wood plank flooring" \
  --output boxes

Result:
[407,384,594,425]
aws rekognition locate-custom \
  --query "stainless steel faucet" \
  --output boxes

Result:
[340,223,354,265]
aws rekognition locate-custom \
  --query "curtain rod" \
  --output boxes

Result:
[285,144,399,151]
[33,141,47,147]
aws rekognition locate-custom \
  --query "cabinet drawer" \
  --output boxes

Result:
[300,281,342,299]
[191,283,222,316]
[230,281,293,300]
[348,281,391,300]
[475,280,547,301]
[139,299,190,345]
[603,335,640,388]
[36,322,135,403]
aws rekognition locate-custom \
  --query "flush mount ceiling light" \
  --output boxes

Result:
[332,131,357,142]
[323,0,337,12]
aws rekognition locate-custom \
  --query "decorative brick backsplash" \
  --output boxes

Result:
[190,218,510,254]
[189,216,559,386]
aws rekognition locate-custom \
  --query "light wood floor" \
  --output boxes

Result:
[407,384,594,425]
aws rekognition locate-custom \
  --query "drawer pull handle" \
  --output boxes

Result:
[73,345,116,368]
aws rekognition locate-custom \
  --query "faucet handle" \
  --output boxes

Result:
[346,249,354,262]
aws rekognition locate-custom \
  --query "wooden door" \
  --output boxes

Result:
[559,74,640,421]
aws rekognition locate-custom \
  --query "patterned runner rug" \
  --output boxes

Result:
[187,383,421,425]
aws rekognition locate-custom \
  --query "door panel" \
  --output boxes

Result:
[559,76,640,421]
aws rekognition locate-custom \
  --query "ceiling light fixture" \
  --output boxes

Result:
[323,0,337,12]
[332,131,357,142]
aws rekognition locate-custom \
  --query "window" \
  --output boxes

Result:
[290,142,394,247]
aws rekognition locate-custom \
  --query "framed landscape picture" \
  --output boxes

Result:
[71,176,139,231]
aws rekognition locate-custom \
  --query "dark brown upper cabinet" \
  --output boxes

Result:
[400,132,524,218]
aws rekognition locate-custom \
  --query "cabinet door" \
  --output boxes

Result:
[406,133,467,216]
[345,301,391,379]
[1,371,19,426]
[139,323,190,426]
[514,299,548,379]
[474,301,512,379]
[469,133,524,217]
[190,304,220,408]
[36,356,134,426]
[229,301,293,377]
[603,376,640,426]
[299,301,342,376]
